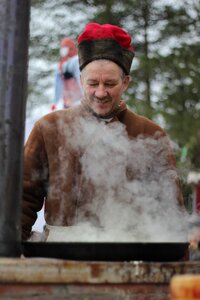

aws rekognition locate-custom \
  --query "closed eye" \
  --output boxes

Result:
[105,83,115,87]
[89,83,98,87]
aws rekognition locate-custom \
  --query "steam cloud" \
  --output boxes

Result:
[46,114,191,242]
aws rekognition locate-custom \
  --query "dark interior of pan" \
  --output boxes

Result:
[22,242,189,262]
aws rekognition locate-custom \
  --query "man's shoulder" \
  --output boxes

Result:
[123,108,165,137]
[127,108,162,127]
[37,105,81,125]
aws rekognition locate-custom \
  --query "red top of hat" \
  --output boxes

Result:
[78,23,134,52]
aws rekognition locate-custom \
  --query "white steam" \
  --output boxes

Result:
[47,115,190,242]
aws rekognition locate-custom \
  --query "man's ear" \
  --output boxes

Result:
[122,75,131,92]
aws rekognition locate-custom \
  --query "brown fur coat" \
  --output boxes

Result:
[22,102,183,240]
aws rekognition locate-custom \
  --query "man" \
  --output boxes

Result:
[22,23,184,241]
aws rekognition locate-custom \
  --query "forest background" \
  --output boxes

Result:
[28,0,200,208]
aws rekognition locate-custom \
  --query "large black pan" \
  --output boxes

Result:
[22,242,189,262]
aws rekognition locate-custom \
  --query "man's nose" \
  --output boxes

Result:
[95,85,107,98]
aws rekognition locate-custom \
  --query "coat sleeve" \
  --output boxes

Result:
[22,121,48,240]
[164,138,184,207]
[141,118,184,207]
[153,130,184,207]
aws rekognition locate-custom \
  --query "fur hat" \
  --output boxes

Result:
[78,23,134,75]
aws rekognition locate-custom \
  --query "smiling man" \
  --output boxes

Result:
[22,23,184,241]
[78,23,133,119]
[81,60,129,118]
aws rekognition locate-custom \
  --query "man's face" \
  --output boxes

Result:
[81,60,130,117]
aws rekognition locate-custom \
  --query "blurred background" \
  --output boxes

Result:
[27,0,200,213]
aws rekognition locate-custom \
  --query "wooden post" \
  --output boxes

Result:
[0,0,30,256]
